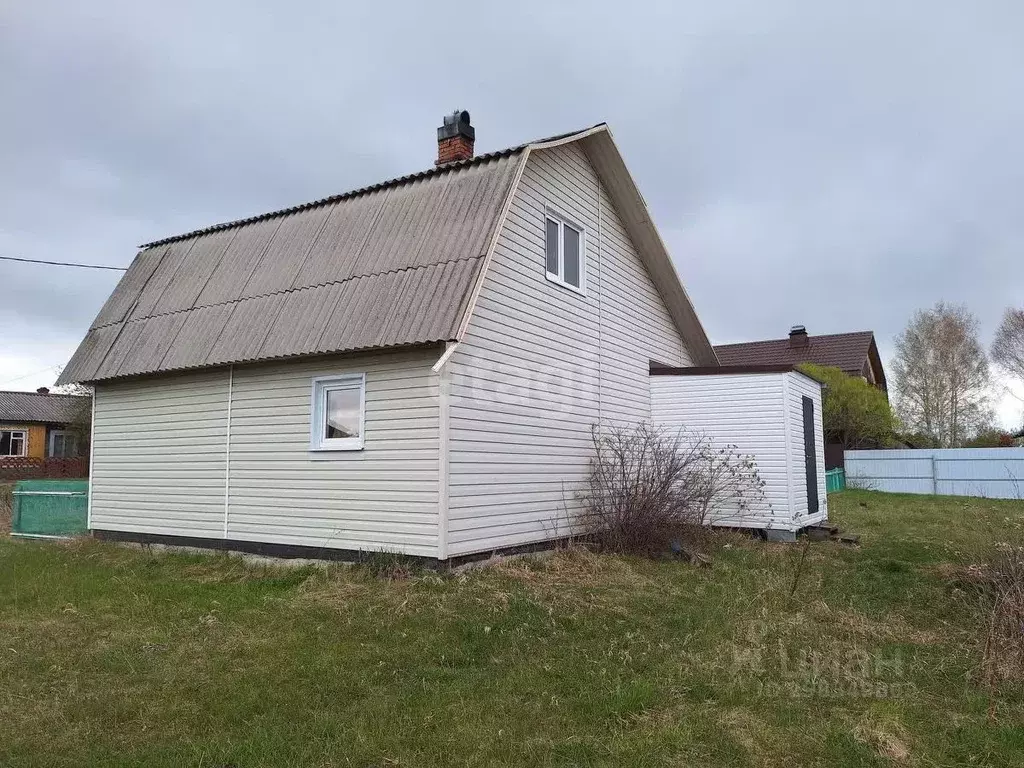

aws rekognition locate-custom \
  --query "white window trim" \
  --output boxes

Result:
[544,209,586,295]
[309,373,366,452]
[2,429,27,457]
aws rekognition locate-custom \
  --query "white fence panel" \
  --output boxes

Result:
[845,448,1024,499]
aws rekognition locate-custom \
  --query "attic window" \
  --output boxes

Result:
[309,374,365,451]
[545,212,585,293]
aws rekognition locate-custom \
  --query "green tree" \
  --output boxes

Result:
[799,364,897,449]
[964,428,1016,448]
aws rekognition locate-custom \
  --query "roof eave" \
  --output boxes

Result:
[576,128,718,366]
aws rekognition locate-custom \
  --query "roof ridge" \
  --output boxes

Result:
[0,389,86,398]
[714,330,874,347]
[137,122,608,250]
[139,148,527,249]
[89,253,486,331]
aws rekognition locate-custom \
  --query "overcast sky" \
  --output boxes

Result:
[2,1,1022,427]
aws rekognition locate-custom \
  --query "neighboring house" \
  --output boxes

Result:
[58,112,825,561]
[0,388,89,458]
[715,326,887,469]
[714,326,887,392]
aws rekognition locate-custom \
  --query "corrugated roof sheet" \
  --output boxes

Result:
[59,148,523,383]
[60,121,722,382]
[0,390,90,424]
[714,332,876,375]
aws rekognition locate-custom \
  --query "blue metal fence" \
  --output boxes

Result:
[845,448,1024,499]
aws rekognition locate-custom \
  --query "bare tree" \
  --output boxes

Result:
[52,366,93,456]
[891,302,992,447]
[993,308,1024,383]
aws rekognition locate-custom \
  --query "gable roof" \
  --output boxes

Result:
[714,331,884,386]
[0,390,89,424]
[58,124,715,384]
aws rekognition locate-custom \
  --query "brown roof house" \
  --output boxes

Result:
[716,326,887,470]
[58,111,734,562]
[0,388,89,460]
[715,326,887,392]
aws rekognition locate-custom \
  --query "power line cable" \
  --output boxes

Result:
[0,255,127,271]
[0,365,61,387]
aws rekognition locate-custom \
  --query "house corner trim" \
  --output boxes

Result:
[223,365,233,539]
[437,360,451,560]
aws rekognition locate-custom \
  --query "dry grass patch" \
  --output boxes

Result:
[490,547,663,614]
[492,546,651,587]
[0,483,12,535]
[808,602,944,646]
[852,714,913,764]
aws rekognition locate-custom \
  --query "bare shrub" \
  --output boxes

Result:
[575,423,768,556]
[0,483,11,535]
[354,549,424,580]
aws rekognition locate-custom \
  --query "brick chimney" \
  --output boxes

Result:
[436,110,475,165]
[788,325,809,348]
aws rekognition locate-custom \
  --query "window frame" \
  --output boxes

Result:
[49,430,77,458]
[543,209,586,295]
[1,429,27,457]
[309,373,366,452]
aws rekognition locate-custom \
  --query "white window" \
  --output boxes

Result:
[1,430,27,457]
[49,430,78,458]
[545,212,585,293]
[309,374,365,451]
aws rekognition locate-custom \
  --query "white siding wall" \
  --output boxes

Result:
[227,349,439,556]
[650,374,793,529]
[786,372,828,525]
[447,143,692,556]
[91,369,229,537]
[91,348,441,557]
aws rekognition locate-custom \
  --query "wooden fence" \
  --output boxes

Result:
[0,457,89,483]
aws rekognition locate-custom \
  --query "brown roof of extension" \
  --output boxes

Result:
[0,390,89,424]
[714,331,879,378]
[57,145,528,384]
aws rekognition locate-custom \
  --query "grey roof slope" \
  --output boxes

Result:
[59,122,718,384]
[58,147,525,384]
[0,390,89,424]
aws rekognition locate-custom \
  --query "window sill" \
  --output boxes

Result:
[307,447,365,461]
[309,442,364,453]
[545,272,586,297]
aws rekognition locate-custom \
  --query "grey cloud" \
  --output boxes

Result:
[2,0,1023,422]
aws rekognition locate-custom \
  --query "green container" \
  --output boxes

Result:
[12,480,89,538]
[825,468,846,493]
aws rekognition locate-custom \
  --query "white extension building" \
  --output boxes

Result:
[651,367,827,535]
[59,112,825,561]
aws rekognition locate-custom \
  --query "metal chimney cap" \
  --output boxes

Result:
[438,110,475,141]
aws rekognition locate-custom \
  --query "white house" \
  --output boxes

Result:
[59,111,825,561]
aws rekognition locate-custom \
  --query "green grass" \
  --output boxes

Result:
[2,491,1023,766]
